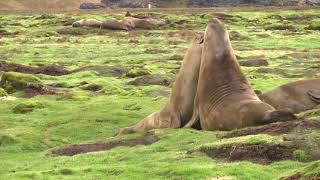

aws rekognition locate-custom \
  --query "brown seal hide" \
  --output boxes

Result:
[72,19,102,28]
[116,35,204,135]
[186,19,295,131]
[260,79,320,113]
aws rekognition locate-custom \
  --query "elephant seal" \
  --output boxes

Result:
[123,17,167,29]
[185,19,295,131]
[72,19,102,28]
[100,19,134,30]
[116,35,204,135]
[259,79,320,113]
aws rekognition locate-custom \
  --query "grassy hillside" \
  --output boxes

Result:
[0,8,320,179]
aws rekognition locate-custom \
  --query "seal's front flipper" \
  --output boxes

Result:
[183,114,200,129]
[262,109,297,124]
[308,89,320,103]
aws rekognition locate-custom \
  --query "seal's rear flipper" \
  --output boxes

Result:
[262,109,297,124]
[308,89,320,104]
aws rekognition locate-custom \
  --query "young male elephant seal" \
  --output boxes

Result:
[259,79,320,113]
[72,19,102,28]
[116,35,204,135]
[185,19,295,131]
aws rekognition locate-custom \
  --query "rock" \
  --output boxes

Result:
[80,3,106,9]
[239,57,269,67]
[127,75,172,86]
[101,0,144,8]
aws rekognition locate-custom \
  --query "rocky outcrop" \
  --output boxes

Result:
[97,0,320,8]
[80,2,106,9]
[101,0,144,8]
[187,0,320,7]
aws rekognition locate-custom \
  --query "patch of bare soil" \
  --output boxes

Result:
[145,90,169,97]
[201,143,296,165]
[280,173,320,180]
[256,68,289,77]
[286,51,320,59]
[73,65,127,77]
[212,13,234,21]
[222,119,320,138]
[166,29,195,37]
[127,75,172,86]
[239,56,269,67]
[229,31,249,41]
[280,173,303,180]
[23,84,56,98]
[50,133,158,156]
[0,61,70,76]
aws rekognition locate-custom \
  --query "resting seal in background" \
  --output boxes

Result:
[123,17,167,29]
[100,19,135,30]
[72,19,102,28]
[116,35,203,135]
[259,79,320,113]
[185,19,295,131]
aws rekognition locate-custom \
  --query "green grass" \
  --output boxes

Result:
[0,8,320,179]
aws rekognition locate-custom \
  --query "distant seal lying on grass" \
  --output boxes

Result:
[185,19,295,131]
[100,19,135,30]
[123,17,167,29]
[116,35,204,135]
[259,79,320,113]
[72,19,102,28]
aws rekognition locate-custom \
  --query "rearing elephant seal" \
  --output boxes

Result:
[259,79,320,113]
[186,19,295,131]
[116,35,204,135]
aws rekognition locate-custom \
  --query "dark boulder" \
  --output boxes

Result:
[101,0,144,8]
[80,2,106,9]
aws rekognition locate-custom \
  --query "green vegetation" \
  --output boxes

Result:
[0,88,8,97]
[0,8,320,179]
[0,72,41,92]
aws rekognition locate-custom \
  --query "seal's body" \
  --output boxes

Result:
[260,79,320,113]
[187,20,294,131]
[72,19,102,28]
[117,35,203,135]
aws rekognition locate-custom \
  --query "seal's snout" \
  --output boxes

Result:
[207,18,224,31]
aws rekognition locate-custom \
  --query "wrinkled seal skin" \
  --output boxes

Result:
[188,19,294,131]
[123,17,167,29]
[259,79,320,113]
[72,19,102,28]
[116,35,203,135]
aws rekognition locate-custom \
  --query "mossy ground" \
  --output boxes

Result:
[0,8,320,179]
